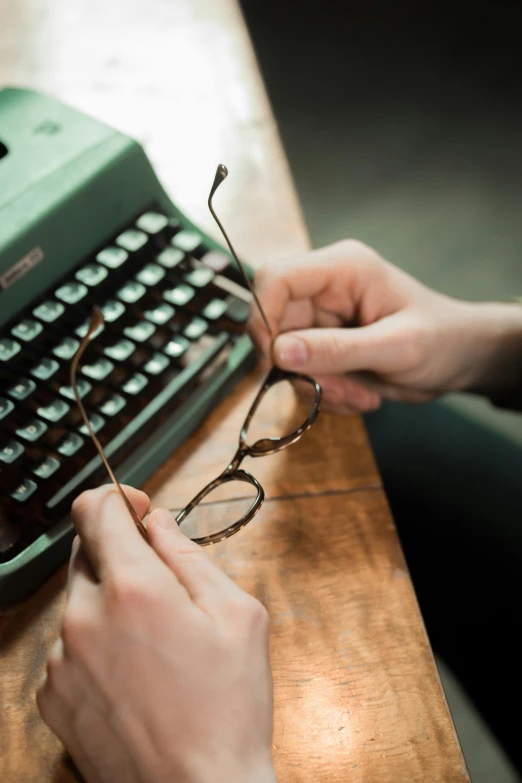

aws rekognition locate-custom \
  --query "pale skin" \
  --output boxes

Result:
[37,486,276,783]
[250,240,522,412]
[38,240,522,781]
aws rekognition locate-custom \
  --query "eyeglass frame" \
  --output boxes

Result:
[175,364,321,545]
[69,164,322,545]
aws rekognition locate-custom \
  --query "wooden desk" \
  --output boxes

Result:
[0,1,469,780]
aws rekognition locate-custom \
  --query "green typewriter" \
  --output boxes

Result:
[0,87,255,604]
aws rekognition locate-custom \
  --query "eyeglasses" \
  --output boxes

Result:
[70,164,322,545]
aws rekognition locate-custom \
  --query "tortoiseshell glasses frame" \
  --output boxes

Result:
[70,164,322,545]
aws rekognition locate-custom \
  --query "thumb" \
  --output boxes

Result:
[273,320,401,376]
[146,508,242,606]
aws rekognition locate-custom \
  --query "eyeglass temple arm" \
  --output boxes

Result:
[70,306,149,541]
[208,164,273,341]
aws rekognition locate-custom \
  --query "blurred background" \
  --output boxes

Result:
[239,1,522,781]
[241,0,522,443]
[2,0,520,777]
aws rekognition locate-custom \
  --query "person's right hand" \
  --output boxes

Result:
[249,240,522,412]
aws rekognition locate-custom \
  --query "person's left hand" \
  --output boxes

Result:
[37,485,275,783]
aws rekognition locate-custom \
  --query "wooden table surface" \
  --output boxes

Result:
[0,1,469,780]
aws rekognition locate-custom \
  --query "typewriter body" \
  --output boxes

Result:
[0,87,255,604]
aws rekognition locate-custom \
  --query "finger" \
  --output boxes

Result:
[314,308,344,329]
[67,538,97,596]
[348,372,435,404]
[250,304,344,372]
[316,374,382,411]
[272,318,405,376]
[37,639,76,728]
[272,299,315,334]
[250,239,380,342]
[71,484,152,579]
[67,544,99,603]
[146,508,243,608]
[248,247,342,350]
[248,324,272,371]
[250,297,309,360]
[320,371,433,407]
[291,373,380,413]
[67,533,81,587]
[284,371,374,413]
[37,675,102,783]
[321,403,359,416]
[276,302,343,335]
[37,678,74,744]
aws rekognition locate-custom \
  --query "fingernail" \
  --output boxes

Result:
[275,336,308,368]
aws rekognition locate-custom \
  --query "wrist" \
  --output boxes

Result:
[454,301,522,395]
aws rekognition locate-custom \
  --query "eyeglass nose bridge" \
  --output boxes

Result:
[223,445,249,475]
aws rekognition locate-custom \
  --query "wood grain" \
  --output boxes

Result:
[0,0,469,780]
[146,371,381,509]
[230,490,467,782]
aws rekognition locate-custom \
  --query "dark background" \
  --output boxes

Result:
[240,0,522,301]
[239,4,522,780]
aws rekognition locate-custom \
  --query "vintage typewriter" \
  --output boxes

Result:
[0,87,255,604]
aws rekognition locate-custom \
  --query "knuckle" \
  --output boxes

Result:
[104,572,156,613]
[71,485,119,524]
[249,597,270,629]
[337,238,372,258]
[61,605,92,652]
[98,487,127,516]
[71,489,96,523]
[336,238,385,271]
[339,238,366,255]
[232,592,269,630]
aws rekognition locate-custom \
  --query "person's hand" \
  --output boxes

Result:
[249,240,522,412]
[37,485,275,783]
